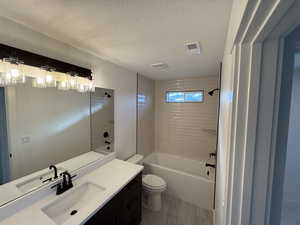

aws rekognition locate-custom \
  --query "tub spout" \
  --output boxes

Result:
[205,163,216,169]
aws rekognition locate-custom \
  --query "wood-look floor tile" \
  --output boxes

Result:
[141,194,213,225]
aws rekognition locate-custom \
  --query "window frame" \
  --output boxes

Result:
[165,90,205,103]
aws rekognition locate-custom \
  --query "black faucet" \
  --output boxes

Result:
[205,163,216,169]
[49,165,58,180]
[52,171,74,195]
[105,141,111,144]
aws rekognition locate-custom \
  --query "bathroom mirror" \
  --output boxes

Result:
[0,78,114,206]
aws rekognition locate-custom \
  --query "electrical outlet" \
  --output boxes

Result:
[21,136,31,144]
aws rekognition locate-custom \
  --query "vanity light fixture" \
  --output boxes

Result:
[0,59,95,93]
[0,44,94,92]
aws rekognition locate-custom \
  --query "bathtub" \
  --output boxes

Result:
[143,152,215,209]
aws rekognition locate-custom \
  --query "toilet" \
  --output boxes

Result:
[127,154,167,211]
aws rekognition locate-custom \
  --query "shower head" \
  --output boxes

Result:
[208,88,220,96]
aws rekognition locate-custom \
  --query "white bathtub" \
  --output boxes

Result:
[143,152,215,209]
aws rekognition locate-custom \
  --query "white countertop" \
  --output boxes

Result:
[0,159,143,225]
[0,151,107,206]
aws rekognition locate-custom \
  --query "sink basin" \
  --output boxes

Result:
[42,182,106,225]
[16,168,65,193]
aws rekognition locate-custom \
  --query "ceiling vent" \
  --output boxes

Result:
[185,42,201,55]
[151,62,168,70]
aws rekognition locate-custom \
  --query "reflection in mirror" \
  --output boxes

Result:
[0,78,114,206]
[91,88,114,154]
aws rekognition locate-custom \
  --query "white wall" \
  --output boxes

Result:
[137,74,155,157]
[155,77,219,161]
[0,16,137,160]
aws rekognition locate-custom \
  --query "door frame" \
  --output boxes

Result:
[224,0,300,224]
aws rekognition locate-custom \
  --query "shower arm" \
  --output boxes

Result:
[208,88,220,96]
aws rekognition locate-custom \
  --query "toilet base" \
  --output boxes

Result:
[142,189,164,211]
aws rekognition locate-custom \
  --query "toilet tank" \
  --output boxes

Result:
[127,154,144,165]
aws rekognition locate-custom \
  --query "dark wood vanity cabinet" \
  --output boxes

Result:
[84,173,142,225]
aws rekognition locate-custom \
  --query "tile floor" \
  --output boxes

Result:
[141,194,213,225]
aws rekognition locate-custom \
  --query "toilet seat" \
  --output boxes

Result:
[142,174,166,190]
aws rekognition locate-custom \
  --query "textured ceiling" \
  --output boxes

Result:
[0,0,233,80]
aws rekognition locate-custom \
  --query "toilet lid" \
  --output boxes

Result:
[142,174,166,189]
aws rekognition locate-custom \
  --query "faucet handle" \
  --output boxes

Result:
[42,177,52,183]
[50,171,75,195]
[62,171,73,188]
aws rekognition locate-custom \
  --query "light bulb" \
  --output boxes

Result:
[88,81,95,92]
[58,80,70,91]
[45,74,56,87]
[33,77,46,88]
[77,83,87,93]
[67,75,77,89]
[37,66,56,88]
[11,68,19,78]
[46,75,53,83]
[0,73,5,87]
[3,71,14,85]
[37,77,44,84]
[70,79,76,87]
[18,63,26,83]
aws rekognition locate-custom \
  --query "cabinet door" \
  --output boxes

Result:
[117,174,142,225]
[84,173,142,225]
[84,195,119,225]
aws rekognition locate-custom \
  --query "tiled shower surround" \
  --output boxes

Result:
[155,76,219,161]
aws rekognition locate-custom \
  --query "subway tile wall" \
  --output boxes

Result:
[155,76,219,161]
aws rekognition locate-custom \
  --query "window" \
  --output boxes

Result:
[166,91,204,103]
[137,94,146,103]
